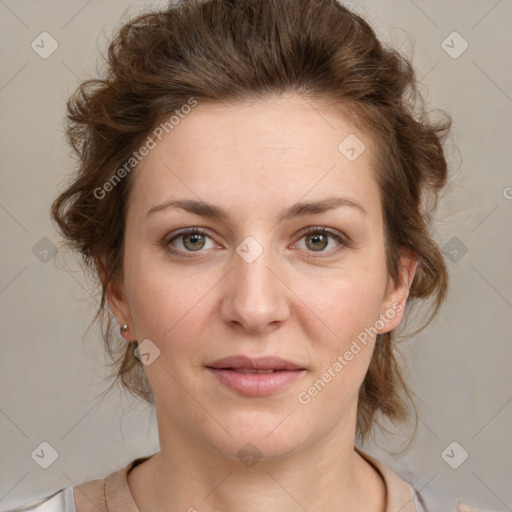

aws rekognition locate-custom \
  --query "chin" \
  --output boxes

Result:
[201,409,314,462]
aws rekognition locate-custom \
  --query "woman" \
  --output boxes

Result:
[10,0,451,510]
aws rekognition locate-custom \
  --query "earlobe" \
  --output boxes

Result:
[96,256,132,335]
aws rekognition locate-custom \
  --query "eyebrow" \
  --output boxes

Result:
[146,196,368,222]
[145,196,367,223]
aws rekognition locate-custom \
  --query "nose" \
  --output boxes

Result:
[220,238,290,334]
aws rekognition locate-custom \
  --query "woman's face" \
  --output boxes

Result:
[108,94,415,460]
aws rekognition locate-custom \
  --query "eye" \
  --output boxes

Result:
[164,226,351,258]
[294,226,349,254]
[165,228,218,255]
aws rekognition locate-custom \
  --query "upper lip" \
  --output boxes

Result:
[206,355,305,371]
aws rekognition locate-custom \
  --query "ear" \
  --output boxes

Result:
[97,256,134,341]
[377,248,418,334]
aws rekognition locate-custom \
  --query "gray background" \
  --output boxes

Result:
[1,0,511,510]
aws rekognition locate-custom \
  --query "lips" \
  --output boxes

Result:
[206,355,304,371]
[205,355,306,396]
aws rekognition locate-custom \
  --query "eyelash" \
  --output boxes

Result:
[164,226,352,258]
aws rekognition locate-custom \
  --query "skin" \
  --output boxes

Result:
[105,93,417,512]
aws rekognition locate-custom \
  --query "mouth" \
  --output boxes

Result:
[206,355,305,371]
[205,355,307,396]
[216,368,281,374]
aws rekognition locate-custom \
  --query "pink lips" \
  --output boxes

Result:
[205,355,307,396]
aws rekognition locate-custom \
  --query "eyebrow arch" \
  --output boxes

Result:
[145,196,367,222]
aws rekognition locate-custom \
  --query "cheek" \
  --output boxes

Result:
[124,254,216,353]
[303,267,387,351]
[124,255,180,333]
[123,260,210,397]
[297,277,387,411]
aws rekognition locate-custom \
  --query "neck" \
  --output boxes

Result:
[128,421,385,511]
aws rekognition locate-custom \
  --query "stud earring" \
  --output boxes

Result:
[120,324,129,334]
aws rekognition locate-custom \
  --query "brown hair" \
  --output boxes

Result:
[51,0,451,442]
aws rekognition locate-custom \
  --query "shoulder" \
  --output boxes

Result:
[73,454,153,512]
[72,474,108,512]
[2,487,76,511]
[2,478,108,512]
[3,455,151,512]
[355,447,426,512]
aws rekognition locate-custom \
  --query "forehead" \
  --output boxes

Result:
[128,94,380,220]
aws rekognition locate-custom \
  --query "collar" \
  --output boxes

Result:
[98,448,416,512]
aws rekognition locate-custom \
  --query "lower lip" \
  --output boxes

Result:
[206,368,306,396]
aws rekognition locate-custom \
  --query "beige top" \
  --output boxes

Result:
[71,449,419,512]
[7,449,420,511]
